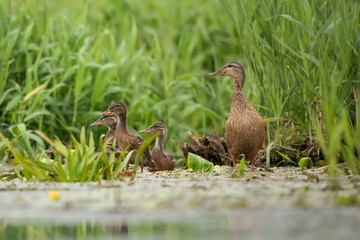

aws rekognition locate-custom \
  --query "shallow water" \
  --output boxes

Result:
[1,168,360,239]
[2,209,360,240]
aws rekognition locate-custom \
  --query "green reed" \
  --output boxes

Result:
[0,0,359,174]
[0,124,156,181]
[221,0,359,173]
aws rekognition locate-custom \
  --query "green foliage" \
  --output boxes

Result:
[0,124,155,181]
[187,153,214,172]
[222,0,359,174]
[231,155,245,178]
[336,109,360,174]
[0,0,229,159]
[298,157,313,169]
[0,0,359,174]
[266,137,299,167]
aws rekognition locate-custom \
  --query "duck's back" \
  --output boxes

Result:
[118,132,142,151]
[225,90,264,160]
[151,148,175,171]
[117,130,152,165]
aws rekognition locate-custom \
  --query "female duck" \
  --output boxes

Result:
[209,62,264,170]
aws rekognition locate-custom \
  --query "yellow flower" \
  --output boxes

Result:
[48,190,59,200]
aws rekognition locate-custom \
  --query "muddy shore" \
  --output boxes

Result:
[1,167,360,239]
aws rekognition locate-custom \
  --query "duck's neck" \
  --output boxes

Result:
[118,114,130,134]
[231,75,247,107]
[108,123,117,133]
[154,130,166,152]
[106,128,116,141]
[233,75,244,91]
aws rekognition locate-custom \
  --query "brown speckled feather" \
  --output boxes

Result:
[225,90,264,160]
[116,131,151,164]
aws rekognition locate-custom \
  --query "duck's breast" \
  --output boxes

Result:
[151,149,174,171]
[225,93,264,159]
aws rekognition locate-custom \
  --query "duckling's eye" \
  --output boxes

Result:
[227,65,233,68]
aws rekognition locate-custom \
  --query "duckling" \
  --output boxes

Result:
[45,141,69,164]
[90,114,124,159]
[209,62,265,170]
[139,122,175,171]
[101,102,153,173]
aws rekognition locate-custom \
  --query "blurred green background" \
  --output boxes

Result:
[0,0,359,167]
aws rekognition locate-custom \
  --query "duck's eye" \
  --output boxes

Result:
[227,65,233,68]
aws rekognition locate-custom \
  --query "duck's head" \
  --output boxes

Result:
[101,102,127,118]
[208,61,245,80]
[108,145,126,155]
[90,114,119,129]
[139,122,167,135]
[115,146,125,155]
[45,141,69,153]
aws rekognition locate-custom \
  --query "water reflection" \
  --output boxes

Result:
[1,221,129,239]
[1,209,360,239]
[104,222,128,236]
[0,218,231,240]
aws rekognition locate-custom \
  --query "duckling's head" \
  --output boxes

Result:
[45,141,69,154]
[114,145,126,155]
[101,102,127,118]
[208,62,245,87]
[139,122,167,136]
[90,114,119,129]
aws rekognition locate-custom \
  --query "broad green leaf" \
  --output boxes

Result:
[298,157,313,169]
[187,153,214,173]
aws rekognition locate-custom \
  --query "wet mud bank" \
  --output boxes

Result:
[1,168,360,239]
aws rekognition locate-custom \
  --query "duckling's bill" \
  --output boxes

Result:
[45,148,54,153]
[208,70,224,76]
[115,148,123,154]
[90,120,103,127]
[100,110,113,116]
[139,129,151,134]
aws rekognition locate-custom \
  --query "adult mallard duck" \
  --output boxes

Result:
[209,62,265,170]
[90,114,124,159]
[139,122,175,171]
[101,102,154,173]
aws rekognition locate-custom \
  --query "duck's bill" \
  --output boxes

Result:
[100,110,113,116]
[115,146,127,154]
[45,148,54,153]
[139,129,151,134]
[208,70,224,76]
[90,120,103,127]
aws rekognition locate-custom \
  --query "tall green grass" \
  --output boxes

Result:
[0,0,359,173]
[221,0,359,173]
[0,0,232,160]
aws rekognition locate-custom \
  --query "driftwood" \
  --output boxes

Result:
[181,131,330,169]
[181,131,232,166]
